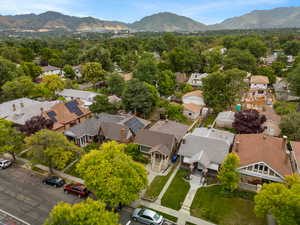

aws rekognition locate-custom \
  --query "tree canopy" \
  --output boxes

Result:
[255,174,300,225]
[280,112,300,141]
[25,129,81,173]
[224,49,257,72]
[89,95,118,114]
[76,141,147,207]
[44,199,119,225]
[82,62,105,85]
[2,76,35,100]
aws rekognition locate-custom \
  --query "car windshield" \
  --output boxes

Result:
[153,213,161,221]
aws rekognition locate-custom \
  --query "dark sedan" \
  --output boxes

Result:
[42,176,65,187]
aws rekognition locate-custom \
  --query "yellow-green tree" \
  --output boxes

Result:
[255,174,300,225]
[82,62,105,86]
[44,199,119,225]
[77,141,148,207]
[25,129,80,173]
[218,153,240,191]
[38,74,65,99]
[0,119,24,161]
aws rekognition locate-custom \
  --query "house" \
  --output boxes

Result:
[273,78,299,101]
[108,95,122,103]
[135,129,176,172]
[150,120,189,143]
[182,90,205,120]
[183,104,203,120]
[178,127,234,174]
[290,141,300,175]
[233,134,293,184]
[40,65,63,78]
[215,111,235,129]
[43,100,91,132]
[58,89,100,107]
[187,73,209,87]
[249,75,269,98]
[64,113,150,147]
[0,98,58,126]
[175,72,187,84]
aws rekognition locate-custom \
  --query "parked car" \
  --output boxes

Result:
[0,160,12,169]
[42,176,65,187]
[64,183,89,198]
[132,208,164,225]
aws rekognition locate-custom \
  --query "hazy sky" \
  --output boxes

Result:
[0,0,300,24]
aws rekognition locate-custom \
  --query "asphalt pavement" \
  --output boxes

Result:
[0,165,82,225]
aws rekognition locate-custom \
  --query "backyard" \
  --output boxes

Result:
[161,169,190,210]
[190,185,266,225]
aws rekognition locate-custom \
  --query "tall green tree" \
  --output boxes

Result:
[255,66,276,84]
[255,174,300,225]
[0,119,24,161]
[38,74,65,99]
[107,73,125,96]
[218,153,240,192]
[82,62,105,86]
[279,112,300,141]
[89,95,118,114]
[0,56,22,87]
[25,129,81,173]
[2,76,35,100]
[224,49,257,72]
[81,46,113,71]
[283,40,300,56]
[133,54,158,85]
[63,65,76,80]
[288,64,300,97]
[44,199,119,225]
[202,69,247,112]
[77,141,147,207]
[20,62,42,80]
[236,37,267,58]
[122,79,158,116]
[157,70,175,96]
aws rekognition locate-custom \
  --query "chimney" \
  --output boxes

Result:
[12,104,16,112]
[120,127,127,143]
[20,102,24,108]
[282,136,289,155]
[235,140,240,152]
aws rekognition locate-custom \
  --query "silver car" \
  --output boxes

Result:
[0,160,12,169]
[132,208,164,225]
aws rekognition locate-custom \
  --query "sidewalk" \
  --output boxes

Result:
[140,200,215,225]
[155,163,180,204]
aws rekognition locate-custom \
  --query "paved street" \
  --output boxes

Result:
[119,207,143,225]
[0,165,82,225]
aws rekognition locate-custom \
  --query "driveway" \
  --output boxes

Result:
[0,165,82,225]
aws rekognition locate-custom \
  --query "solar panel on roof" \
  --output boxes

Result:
[124,117,144,134]
[65,101,83,116]
[47,111,57,122]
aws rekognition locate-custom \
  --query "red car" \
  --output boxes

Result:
[63,183,90,198]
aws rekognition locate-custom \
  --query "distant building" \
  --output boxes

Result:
[175,72,187,84]
[72,65,82,78]
[215,111,235,129]
[182,90,205,120]
[40,65,64,78]
[58,89,100,107]
[273,78,299,101]
[187,73,209,87]
[249,75,269,98]
[121,72,133,82]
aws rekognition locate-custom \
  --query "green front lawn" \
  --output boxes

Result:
[190,185,266,225]
[161,169,190,210]
[274,101,297,115]
[143,164,176,201]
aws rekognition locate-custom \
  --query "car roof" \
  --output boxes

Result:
[142,209,157,218]
[68,183,85,189]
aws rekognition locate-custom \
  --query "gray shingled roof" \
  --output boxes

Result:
[100,122,132,142]
[64,113,125,138]
[150,120,189,141]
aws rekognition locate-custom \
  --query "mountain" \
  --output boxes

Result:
[0,11,128,32]
[214,7,300,30]
[129,12,207,32]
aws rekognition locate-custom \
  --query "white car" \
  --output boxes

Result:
[0,160,12,169]
[132,208,164,225]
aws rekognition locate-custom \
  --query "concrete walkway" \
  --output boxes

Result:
[155,163,180,204]
[140,200,215,225]
[180,174,204,214]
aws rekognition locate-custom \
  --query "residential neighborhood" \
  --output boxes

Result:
[1,3,300,225]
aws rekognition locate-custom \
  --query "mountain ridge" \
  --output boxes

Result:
[1,7,300,32]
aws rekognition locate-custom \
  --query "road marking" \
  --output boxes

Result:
[0,208,31,225]
[126,220,131,225]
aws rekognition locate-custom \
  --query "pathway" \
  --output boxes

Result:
[180,174,204,214]
[139,200,215,225]
[155,163,180,204]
